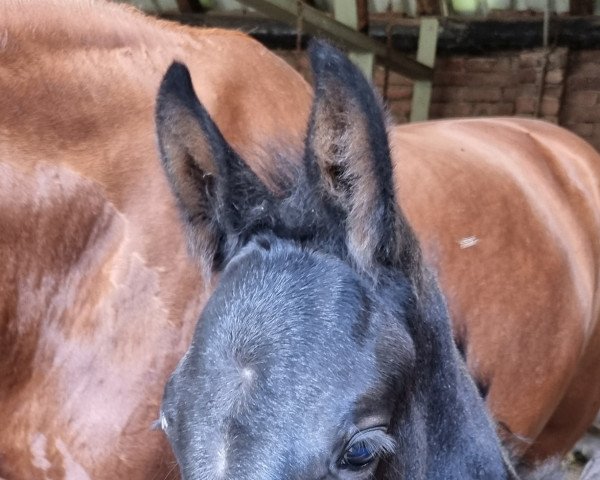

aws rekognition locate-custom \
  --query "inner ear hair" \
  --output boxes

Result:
[305,41,418,275]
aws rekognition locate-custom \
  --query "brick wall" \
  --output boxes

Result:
[276,48,600,152]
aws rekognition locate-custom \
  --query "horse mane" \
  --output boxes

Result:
[0,0,247,54]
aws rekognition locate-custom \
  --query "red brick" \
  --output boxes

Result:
[393,114,409,124]
[433,87,452,101]
[437,57,467,72]
[388,106,409,123]
[515,96,537,114]
[497,102,516,115]
[518,67,539,84]
[519,51,544,68]
[467,56,513,73]
[374,68,412,87]
[565,90,599,107]
[548,48,568,70]
[570,60,600,78]
[461,86,502,102]
[433,71,461,86]
[496,57,514,72]
[387,71,412,86]
[545,69,564,85]
[562,105,600,123]
[543,85,563,99]
[385,85,413,100]
[542,115,559,124]
[573,50,600,63]
[541,97,560,116]
[431,86,452,103]
[430,102,473,118]
[434,71,514,87]
[587,137,600,152]
[568,76,600,91]
[517,84,538,97]
[373,66,387,85]
[389,100,412,118]
[473,103,512,117]
[465,57,506,73]
[502,87,518,101]
[568,123,594,137]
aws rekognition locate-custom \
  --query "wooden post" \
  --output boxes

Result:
[333,0,374,78]
[410,18,439,122]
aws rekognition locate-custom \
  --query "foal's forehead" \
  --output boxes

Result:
[207,243,370,331]
[188,242,384,415]
[195,241,380,374]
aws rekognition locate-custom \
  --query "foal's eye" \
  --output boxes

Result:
[338,427,395,471]
[341,441,376,468]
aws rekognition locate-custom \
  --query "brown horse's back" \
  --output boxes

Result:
[3,1,600,476]
[391,118,600,460]
[0,1,311,478]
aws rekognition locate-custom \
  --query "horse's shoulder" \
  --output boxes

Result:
[0,158,200,478]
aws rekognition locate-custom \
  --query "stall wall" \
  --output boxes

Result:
[277,48,600,151]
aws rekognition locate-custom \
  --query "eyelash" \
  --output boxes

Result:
[339,427,396,469]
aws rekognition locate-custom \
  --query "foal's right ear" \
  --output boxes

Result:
[155,62,273,271]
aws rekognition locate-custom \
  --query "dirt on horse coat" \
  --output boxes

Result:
[0,1,599,478]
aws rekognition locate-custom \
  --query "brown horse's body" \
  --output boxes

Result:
[0,1,598,478]
[391,120,600,461]
[0,1,310,478]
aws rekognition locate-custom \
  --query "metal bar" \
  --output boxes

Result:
[410,17,438,122]
[236,0,433,81]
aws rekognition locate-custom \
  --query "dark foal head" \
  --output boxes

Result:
[155,41,512,479]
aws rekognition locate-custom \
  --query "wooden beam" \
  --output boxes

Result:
[163,14,600,53]
[236,0,433,81]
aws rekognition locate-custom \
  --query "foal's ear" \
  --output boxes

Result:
[155,62,273,271]
[305,41,416,273]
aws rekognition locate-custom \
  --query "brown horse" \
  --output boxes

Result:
[0,1,310,478]
[390,118,600,464]
[0,1,599,478]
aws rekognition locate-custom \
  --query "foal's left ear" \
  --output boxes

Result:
[305,41,416,273]
[155,62,274,271]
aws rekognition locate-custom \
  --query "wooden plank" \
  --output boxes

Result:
[410,17,438,122]
[236,0,433,81]
[163,14,600,52]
